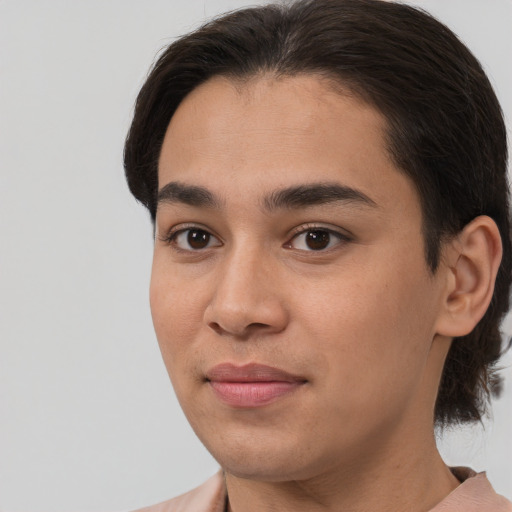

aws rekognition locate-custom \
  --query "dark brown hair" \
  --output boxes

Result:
[124,0,511,425]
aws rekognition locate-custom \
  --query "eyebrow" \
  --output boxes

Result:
[157,181,220,209]
[156,181,377,211]
[262,183,377,211]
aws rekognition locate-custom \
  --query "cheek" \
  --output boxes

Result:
[149,258,207,372]
[295,255,437,401]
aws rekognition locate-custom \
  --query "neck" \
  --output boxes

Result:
[225,427,459,512]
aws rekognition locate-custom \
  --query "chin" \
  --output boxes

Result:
[197,428,323,482]
[218,456,308,482]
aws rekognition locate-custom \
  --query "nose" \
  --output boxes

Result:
[203,246,289,339]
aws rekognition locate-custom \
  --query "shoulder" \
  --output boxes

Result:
[133,472,226,512]
[430,467,512,512]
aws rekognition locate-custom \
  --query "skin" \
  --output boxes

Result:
[150,74,491,511]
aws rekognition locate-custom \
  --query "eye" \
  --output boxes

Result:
[166,228,222,251]
[287,228,348,251]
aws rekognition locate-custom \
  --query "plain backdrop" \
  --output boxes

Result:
[0,0,511,510]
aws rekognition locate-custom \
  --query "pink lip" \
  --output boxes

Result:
[206,363,306,408]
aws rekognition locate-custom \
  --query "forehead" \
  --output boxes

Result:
[158,74,419,217]
[161,74,386,166]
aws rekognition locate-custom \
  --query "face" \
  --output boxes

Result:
[151,75,448,482]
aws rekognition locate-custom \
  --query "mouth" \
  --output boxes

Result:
[205,363,307,408]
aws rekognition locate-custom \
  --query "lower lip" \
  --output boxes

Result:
[209,381,303,407]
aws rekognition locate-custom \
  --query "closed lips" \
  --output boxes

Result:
[206,363,307,407]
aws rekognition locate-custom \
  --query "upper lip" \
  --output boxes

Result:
[206,363,306,383]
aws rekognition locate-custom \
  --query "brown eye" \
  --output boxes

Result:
[187,229,210,249]
[169,228,222,251]
[305,230,331,250]
[288,228,348,252]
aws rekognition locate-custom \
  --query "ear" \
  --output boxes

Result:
[435,216,502,338]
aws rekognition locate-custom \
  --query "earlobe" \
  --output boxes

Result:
[435,216,502,338]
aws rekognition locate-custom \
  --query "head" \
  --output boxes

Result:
[124,0,511,472]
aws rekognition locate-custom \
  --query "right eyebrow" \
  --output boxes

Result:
[156,181,221,209]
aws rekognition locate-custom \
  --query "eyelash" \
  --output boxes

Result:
[158,224,221,252]
[159,223,352,253]
[285,223,352,252]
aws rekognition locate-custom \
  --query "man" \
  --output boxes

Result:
[124,0,512,510]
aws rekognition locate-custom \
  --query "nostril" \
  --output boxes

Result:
[207,320,273,338]
[208,322,224,335]
[248,322,270,330]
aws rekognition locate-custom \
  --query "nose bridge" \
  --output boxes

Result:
[205,238,287,336]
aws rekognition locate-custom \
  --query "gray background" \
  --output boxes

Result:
[0,1,511,510]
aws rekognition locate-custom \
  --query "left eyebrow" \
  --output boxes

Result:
[262,183,378,211]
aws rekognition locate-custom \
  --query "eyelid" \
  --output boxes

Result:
[158,223,222,250]
[287,222,353,239]
[284,223,353,251]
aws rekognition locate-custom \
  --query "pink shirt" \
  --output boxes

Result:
[136,468,512,512]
